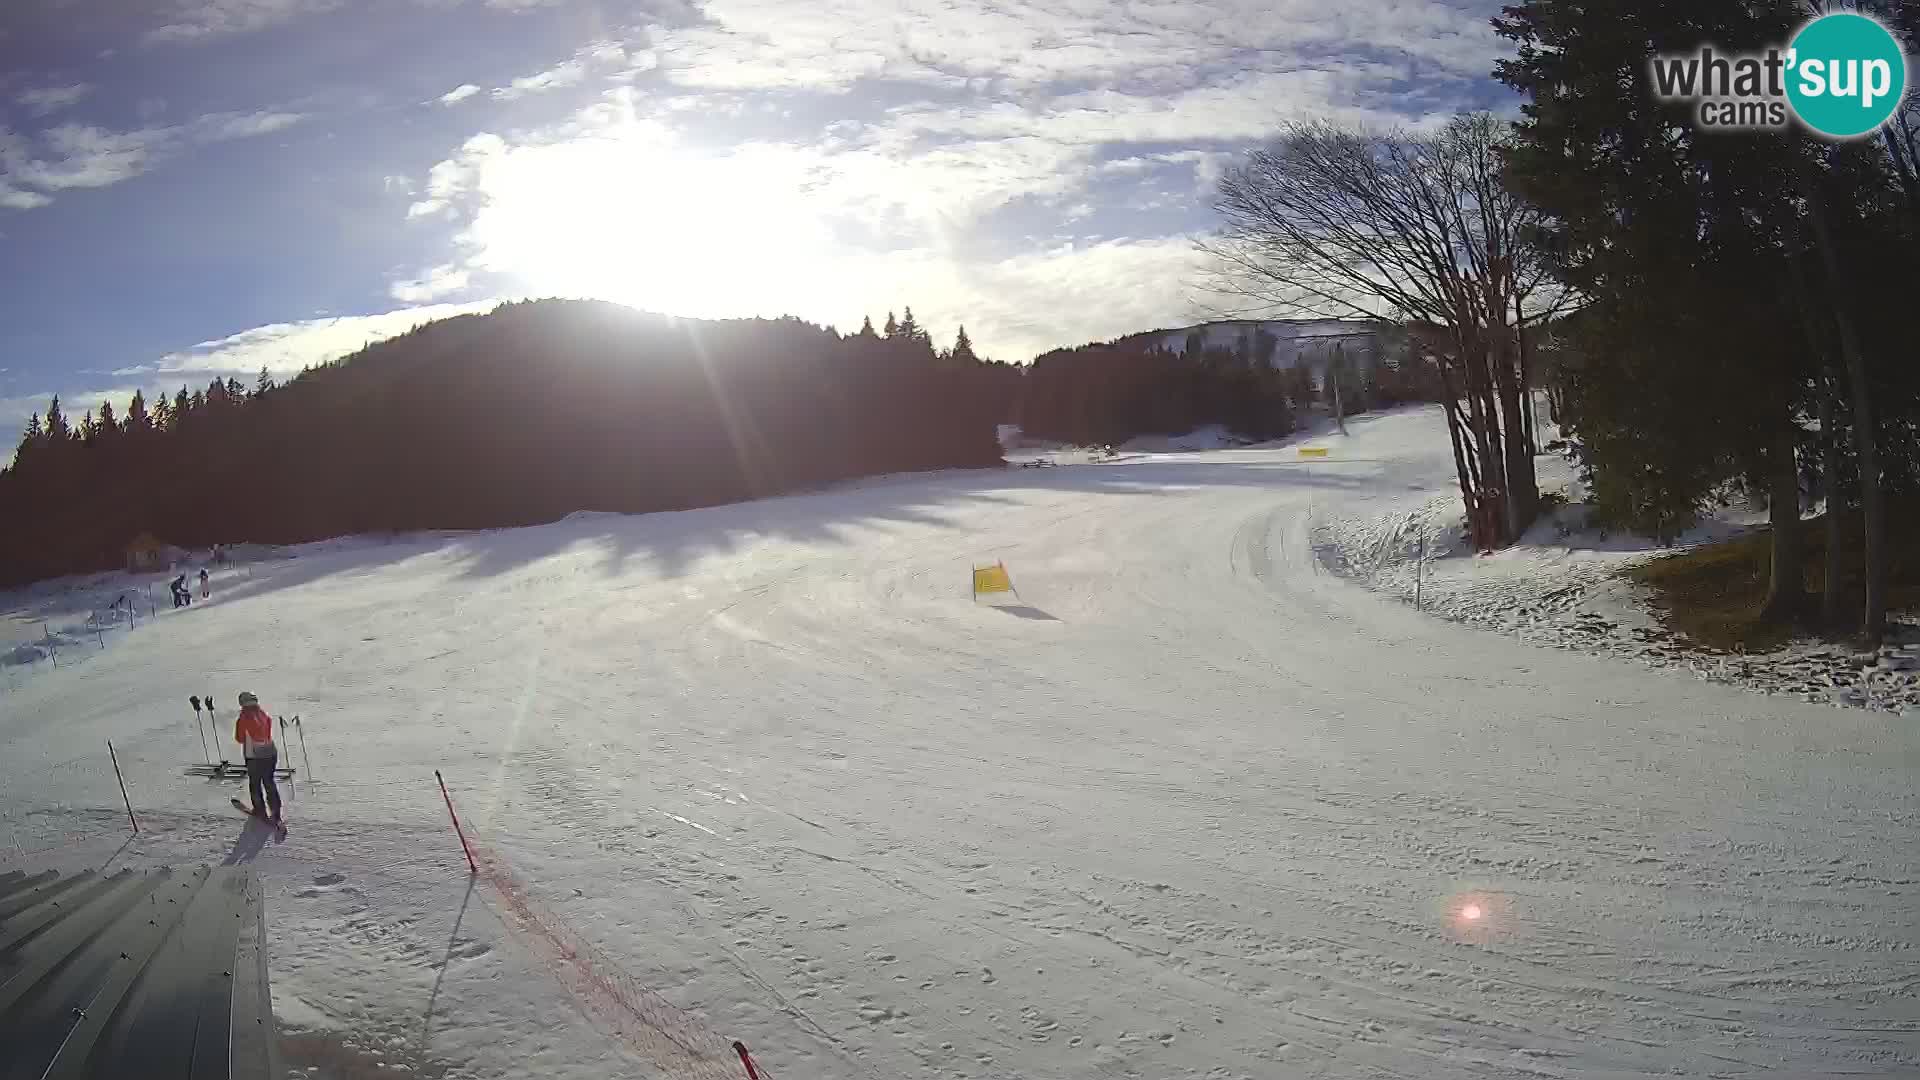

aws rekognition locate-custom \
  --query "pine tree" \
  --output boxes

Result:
[153,394,174,431]
[80,409,97,441]
[898,306,931,348]
[97,400,118,436]
[1495,0,1814,540]
[207,378,229,406]
[127,390,152,433]
[44,395,69,441]
[856,316,877,339]
[15,412,43,464]
[226,376,246,400]
[883,311,899,339]
[951,325,979,365]
[173,387,190,421]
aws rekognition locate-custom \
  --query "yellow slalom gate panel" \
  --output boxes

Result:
[1298,447,1330,458]
[972,564,1013,595]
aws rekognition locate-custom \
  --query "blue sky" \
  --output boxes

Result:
[0,0,1512,449]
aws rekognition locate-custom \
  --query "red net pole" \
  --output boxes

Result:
[108,741,139,834]
[732,1041,762,1079]
[435,770,477,874]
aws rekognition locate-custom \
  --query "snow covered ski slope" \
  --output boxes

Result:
[2,406,1916,1079]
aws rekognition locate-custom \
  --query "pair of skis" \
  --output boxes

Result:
[231,798,288,834]
[187,760,294,779]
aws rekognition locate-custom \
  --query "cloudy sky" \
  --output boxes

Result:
[0,0,1511,449]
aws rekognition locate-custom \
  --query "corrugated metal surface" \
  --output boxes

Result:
[0,865,278,1080]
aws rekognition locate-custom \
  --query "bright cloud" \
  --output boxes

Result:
[5,124,171,191]
[649,0,1501,92]
[129,303,504,378]
[391,88,1219,360]
[0,111,304,210]
[145,0,344,44]
[369,0,1504,362]
[391,264,473,303]
[196,110,306,139]
[491,41,632,99]
[494,60,586,99]
[887,68,1459,146]
[2,0,1518,456]
[16,84,95,117]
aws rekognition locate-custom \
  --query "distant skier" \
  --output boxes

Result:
[170,574,191,608]
[233,691,282,823]
[199,568,210,599]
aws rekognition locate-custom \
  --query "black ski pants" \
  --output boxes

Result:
[246,753,282,819]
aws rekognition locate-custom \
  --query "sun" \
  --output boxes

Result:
[460,118,839,319]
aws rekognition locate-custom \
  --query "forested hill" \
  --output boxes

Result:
[0,299,1021,586]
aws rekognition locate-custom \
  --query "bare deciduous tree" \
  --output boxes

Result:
[1200,113,1572,549]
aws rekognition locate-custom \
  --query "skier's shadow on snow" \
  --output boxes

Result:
[220,817,278,865]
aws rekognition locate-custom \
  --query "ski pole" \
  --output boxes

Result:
[189,696,212,764]
[436,771,477,875]
[108,741,139,834]
[282,718,297,801]
[293,715,314,781]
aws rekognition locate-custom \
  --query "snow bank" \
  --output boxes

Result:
[1314,451,1920,715]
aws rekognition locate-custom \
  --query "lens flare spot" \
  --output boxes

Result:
[1462,904,1483,921]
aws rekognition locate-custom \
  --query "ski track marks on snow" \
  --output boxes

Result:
[2,405,1917,1080]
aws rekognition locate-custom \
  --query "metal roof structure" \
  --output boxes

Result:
[0,865,278,1080]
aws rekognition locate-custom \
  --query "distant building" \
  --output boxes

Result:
[124,532,170,572]
[1129,318,1392,376]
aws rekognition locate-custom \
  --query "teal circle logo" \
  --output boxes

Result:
[1786,13,1908,138]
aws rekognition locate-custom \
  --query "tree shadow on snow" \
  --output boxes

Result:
[82,452,1376,612]
[438,455,1372,584]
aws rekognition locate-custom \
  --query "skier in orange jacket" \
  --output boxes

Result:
[234,691,282,822]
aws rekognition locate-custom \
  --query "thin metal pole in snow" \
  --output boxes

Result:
[280,716,298,800]
[436,770,478,875]
[294,716,314,781]
[1415,532,1425,613]
[108,741,139,834]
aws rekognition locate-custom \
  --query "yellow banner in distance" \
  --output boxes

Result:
[1298,447,1330,458]
[973,564,1013,594]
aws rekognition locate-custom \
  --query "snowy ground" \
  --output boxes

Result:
[1313,441,1920,716]
[3,405,1917,1079]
